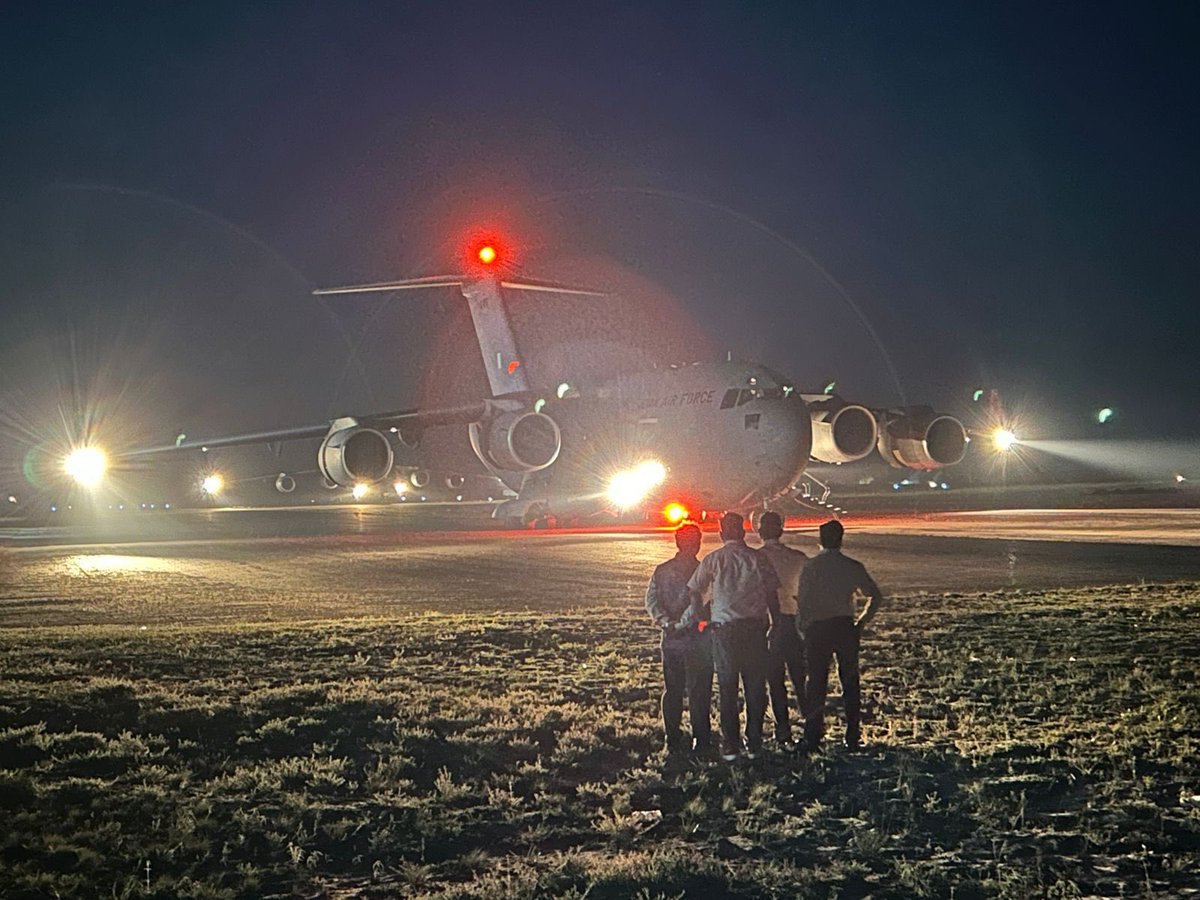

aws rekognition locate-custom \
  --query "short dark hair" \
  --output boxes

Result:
[819,519,844,548]
[719,512,745,541]
[758,511,783,539]
[675,522,701,550]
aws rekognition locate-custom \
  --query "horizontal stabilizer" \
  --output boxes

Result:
[313,275,463,295]
[314,275,605,298]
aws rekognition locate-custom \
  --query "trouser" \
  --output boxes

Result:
[711,618,770,752]
[803,615,860,746]
[767,612,806,740]
[661,632,714,748]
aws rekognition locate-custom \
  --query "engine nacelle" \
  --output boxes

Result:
[478,410,561,473]
[318,419,394,486]
[809,401,878,464]
[877,407,967,470]
[274,473,296,494]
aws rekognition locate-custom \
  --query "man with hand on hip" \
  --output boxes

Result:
[798,519,884,751]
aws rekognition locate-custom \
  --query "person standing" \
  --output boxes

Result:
[755,511,807,750]
[797,519,884,751]
[645,522,713,753]
[687,512,781,761]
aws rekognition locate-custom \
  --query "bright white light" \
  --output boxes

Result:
[1177,474,1188,484]
[352,483,369,500]
[556,382,571,399]
[201,473,224,496]
[993,429,1018,451]
[393,479,410,495]
[65,447,107,488]
[607,459,667,510]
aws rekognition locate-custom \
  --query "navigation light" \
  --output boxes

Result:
[478,244,497,265]
[663,502,689,524]
[65,447,107,488]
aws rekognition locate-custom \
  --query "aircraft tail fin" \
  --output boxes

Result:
[313,275,604,397]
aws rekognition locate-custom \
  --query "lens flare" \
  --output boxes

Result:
[201,473,224,495]
[65,447,107,488]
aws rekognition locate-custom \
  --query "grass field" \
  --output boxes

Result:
[1,575,1199,897]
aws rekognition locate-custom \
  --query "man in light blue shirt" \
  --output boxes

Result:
[688,512,781,760]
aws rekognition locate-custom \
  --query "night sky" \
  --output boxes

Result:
[2,2,1197,468]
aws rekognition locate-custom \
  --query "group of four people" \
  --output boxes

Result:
[645,511,884,761]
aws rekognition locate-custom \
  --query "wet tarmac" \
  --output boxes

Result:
[1,506,1197,626]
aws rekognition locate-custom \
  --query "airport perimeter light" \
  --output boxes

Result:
[993,429,1019,452]
[65,447,107,488]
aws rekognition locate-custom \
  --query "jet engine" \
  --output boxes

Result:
[808,400,878,464]
[318,419,394,486]
[274,473,296,494]
[876,407,967,470]
[475,410,561,473]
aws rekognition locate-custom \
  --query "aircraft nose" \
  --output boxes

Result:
[753,394,813,494]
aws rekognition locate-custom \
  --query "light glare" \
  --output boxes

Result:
[65,447,107,488]
[607,459,667,510]
[993,429,1018,451]
[352,483,369,500]
[201,473,224,495]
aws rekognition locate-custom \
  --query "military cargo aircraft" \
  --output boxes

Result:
[59,240,969,526]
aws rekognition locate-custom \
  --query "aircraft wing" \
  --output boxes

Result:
[124,401,492,458]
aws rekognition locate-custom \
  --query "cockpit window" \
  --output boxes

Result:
[720,388,739,409]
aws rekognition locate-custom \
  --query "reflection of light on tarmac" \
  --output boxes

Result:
[1020,439,1200,480]
[71,555,175,574]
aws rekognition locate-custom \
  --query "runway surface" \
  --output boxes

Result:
[1,507,1197,627]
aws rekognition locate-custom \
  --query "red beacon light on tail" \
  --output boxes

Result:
[477,244,497,265]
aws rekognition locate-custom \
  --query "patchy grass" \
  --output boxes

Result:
[0,584,1198,897]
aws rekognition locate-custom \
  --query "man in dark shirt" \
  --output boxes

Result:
[797,519,885,751]
[644,522,713,753]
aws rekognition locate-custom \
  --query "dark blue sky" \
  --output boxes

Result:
[2,2,1197,448]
